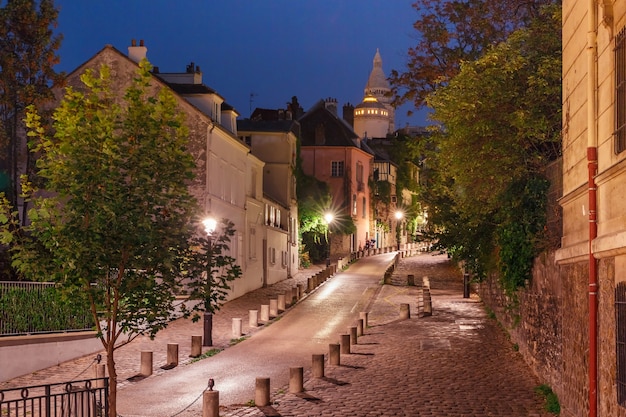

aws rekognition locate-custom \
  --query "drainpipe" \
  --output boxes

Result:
[207,122,216,212]
[586,2,598,416]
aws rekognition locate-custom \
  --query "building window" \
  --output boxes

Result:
[331,161,344,177]
[617,26,626,154]
[362,197,366,218]
[616,281,626,405]
[248,227,257,259]
[269,247,276,265]
[352,194,357,216]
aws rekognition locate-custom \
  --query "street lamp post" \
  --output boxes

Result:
[395,210,404,251]
[324,212,334,267]
[202,217,217,347]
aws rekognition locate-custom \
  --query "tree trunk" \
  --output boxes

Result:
[106,345,117,417]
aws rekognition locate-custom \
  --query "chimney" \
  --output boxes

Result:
[343,102,354,127]
[128,39,147,63]
[324,97,338,116]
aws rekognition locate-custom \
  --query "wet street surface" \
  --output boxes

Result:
[2,253,553,416]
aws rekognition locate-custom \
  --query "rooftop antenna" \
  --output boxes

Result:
[249,92,258,117]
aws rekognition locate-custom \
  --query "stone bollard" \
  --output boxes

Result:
[349,326,358,345]
[356,319,364,337]
[312,354,325,378]
[400,303,411,320]
[167,343,179,367]
[423,289,432,316]
[360,311,369,329]
[307,277,314,292]
[94,364,106,388]
[278,293,286,312]
[202,389,219,417]
[232,318,243,338]
[260,304,270,322]
[140,351,153,376]
[329,344,340,366]
[297,283,304,299]
[289,367,304,393]
[292,286,298,303]
[191,335,202,358]
[249,310,259,328]
[407,274,415,286]
[255,377,270,407]
[340,334,351,354]
[269,299,278,317]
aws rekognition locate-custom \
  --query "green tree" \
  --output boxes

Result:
[185,217,242,315]
[0,0,63,219]
[0,61,218,417]
[389,0,556,113]
[422,4,561,285]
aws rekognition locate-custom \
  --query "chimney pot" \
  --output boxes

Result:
[140,39,144,46]
[131,39,136,47]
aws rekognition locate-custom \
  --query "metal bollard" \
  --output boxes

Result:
[255,377,270,407]
[463,273,470,298]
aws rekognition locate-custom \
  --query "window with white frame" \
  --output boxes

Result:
[331,161,344,177]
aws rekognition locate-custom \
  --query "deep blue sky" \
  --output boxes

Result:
[53,1,429,127]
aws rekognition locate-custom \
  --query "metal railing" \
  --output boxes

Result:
[0,378,108,417]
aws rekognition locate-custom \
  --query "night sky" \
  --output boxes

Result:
[53,1,429,127]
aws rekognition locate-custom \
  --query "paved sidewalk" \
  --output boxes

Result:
[0,264,324,390]
[2,253,554,416]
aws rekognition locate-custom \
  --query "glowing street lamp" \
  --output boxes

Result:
[202,217,217,347]
[324,212,334,267]
[394,211,404,251]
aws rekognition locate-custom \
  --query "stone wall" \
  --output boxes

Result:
[477,253,562,387]
[559,261,589,417]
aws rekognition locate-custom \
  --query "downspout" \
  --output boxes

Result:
[206,122,216,213]
[586,2,598,416]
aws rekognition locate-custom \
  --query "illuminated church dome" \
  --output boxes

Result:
[354,50,395,138]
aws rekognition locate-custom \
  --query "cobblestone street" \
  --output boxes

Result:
[2,253,554,416]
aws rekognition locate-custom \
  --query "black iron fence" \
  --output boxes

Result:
[0,378,108,417]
